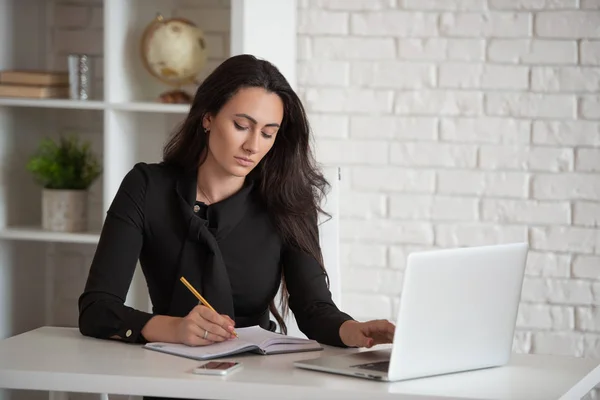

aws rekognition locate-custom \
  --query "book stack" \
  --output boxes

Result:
[0,70,70,99]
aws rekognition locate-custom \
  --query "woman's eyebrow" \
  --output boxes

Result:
[234,113,280,128]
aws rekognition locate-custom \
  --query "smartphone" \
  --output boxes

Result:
[192,361,242,376]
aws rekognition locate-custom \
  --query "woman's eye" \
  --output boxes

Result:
[261,132,274,139]
[234,122,248,130]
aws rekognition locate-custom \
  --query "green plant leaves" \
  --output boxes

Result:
[26,135,102,190]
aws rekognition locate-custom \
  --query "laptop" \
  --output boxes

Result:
[294,242,528,382]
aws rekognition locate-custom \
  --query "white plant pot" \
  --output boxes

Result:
[42,189,88,232]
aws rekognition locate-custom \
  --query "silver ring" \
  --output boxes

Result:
[203,329,209,340]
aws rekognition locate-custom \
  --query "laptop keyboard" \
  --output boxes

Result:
[350,361,390,372]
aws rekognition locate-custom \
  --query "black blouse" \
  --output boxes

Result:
[78,162,353,347]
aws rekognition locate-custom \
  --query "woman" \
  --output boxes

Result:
[78,54,395,352]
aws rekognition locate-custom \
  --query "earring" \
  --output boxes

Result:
[204,128,210,134]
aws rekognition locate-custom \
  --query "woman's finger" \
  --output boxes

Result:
[181,321,214,346]
[191,307,235,340]
[224,315,236,327]
[362,336,374,348]
[362,320,395,346]
[368,320,395,337]
[196,306,235,331]
[190,314,232,341]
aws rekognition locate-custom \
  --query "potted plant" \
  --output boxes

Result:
[26,134,102,233]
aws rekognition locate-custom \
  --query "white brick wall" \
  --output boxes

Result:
[298,0,600,379]
[49,2,600,392]
[488,39,578,64]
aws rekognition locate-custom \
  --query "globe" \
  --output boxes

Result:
[141,14,208,103]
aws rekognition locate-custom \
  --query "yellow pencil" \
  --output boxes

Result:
[179,276,238,337]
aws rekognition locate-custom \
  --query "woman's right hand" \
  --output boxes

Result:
[175,305,236,346]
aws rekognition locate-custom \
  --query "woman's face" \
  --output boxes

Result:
[203,87,283,178]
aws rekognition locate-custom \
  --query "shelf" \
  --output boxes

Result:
[0,97,106,110]
[0,98,191,114]
[0,226,100,244]
[109,102,190,114]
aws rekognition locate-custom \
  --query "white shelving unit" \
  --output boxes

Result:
[0,0,297,344]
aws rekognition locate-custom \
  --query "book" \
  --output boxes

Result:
[144,325,323,361]
[0,84,69,98]
[0,70,69,86]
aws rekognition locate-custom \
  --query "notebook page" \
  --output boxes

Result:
[145,338,256,360]
[236,326,318,347]
[192,338,257,358]
[262,342,323,355]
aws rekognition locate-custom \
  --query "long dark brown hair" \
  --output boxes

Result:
[163,54,330,334]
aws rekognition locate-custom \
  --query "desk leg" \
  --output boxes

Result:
[45,243,56,326]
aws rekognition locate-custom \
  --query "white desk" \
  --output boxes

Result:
[0,327,599,400]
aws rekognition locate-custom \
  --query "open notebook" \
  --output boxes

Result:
[144,325,323,361]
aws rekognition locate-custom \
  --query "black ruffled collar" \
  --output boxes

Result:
[167,168,256,320]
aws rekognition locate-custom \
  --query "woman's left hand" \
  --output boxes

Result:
[339,319,395,348]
